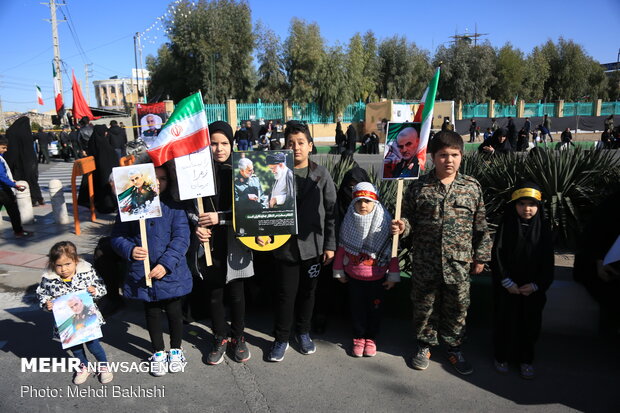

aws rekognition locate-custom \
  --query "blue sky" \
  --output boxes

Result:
[1,0,619,114]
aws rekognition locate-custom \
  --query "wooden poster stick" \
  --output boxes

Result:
[391,179,404,258]
[197,198,213,267]
[139,219,152,288]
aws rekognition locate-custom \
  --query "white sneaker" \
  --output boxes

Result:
[149,351,168,377]
[168,348,186,373]
[98,365,114,384]
[73,364,91,385]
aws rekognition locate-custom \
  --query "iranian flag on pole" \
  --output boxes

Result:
[53,63,65,117]
[146,92,210,167]
[413,66,440,170]
[36,85,44,105]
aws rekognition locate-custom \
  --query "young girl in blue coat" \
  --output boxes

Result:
[111,163,192,376]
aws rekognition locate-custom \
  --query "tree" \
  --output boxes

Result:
[361,31,381,102]
[346,34,366,102]
[491,43,526,103]
[254,22,288,102]
[316,45,351,117]
[522,46,551,101]
[283,18,325,103]
[541,38,605,101]
[376,36,432,100]
[147,0,254,103]
[433,40,496,103]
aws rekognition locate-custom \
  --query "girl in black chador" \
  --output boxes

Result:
[491,182,554,379]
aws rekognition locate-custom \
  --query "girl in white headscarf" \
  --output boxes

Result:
[333,182,400,358]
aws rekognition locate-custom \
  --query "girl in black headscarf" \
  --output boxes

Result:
[5,117,44,205]
[192,121,254,365]
[491,182,554,379]
[479,128,514,155]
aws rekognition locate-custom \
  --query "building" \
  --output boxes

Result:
[93,69,150,111]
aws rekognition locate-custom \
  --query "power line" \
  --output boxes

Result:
[58,2,90,65]
[0,47,53,72]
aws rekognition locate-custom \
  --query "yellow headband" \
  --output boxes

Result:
[511,188,542,202]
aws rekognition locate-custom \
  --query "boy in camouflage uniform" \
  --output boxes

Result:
[392,130,491,375]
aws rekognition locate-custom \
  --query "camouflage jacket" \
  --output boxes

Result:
[401,170,492,283]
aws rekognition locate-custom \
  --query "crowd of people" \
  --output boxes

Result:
[15,121,562,387]
[1,112,617,390]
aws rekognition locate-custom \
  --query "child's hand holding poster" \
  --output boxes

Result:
[53,290,103,349]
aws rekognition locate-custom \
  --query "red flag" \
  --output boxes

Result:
[72,71,99,121]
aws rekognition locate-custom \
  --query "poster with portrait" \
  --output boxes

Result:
[232,150,297,238]
[136,102,168,144]
[174,146,217,201]
[112,164,162,222]
[53,290,103,349]
[382,122,422,180]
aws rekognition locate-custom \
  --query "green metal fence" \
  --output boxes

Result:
[462,103,488,118]
[204,104,227,123]
[493,103,517,118]
[601,101,620,116]
[522,102,557,118]
[237,100,283,123]
[342,102,366,122]
[291,102,334,124]
[563,102,593,117]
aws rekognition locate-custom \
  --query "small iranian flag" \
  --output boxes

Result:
[146,92,210,167]
[36,85,44,105]
[413,66,440,170]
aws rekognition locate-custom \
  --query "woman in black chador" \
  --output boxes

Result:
[491,182,554,379]
[78,125,119,213]
[5,116,44,206]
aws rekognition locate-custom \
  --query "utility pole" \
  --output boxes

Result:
[133,32,146,103]
[44,0,65,119]
[84,63,93,105]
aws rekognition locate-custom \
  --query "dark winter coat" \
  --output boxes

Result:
[110,196,192,302]
[108,125,127,150]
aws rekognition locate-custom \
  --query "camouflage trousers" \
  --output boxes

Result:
[410,275,470,347]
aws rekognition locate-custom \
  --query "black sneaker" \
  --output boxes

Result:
[411,344,431,370]
[230,336,251,363]
[447,347,473,375]
[207,336,228,365]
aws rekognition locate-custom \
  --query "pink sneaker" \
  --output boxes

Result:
[352,338,365,357]
[364,339,377,357]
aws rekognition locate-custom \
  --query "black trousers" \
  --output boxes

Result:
[348,277,385,339]
[144,297,184,352]
[0,187,23,233]
[493,288,546,364]
[274,258,321,342]
[207,278,246,339]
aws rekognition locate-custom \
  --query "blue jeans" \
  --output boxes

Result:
[237,140,249,151]
[68,339,108,365]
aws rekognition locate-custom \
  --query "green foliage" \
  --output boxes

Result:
[283,18,325,103]
[540,38,606,101]
[148,0,254,103]
[254,22,288,102]
[462,148,620,248]
[433,40,496,103]
[315,46,351,117]
[377,36,432,100]
[491,44,526,103]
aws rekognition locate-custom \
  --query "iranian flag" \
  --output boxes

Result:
[146,92,210,167]
[36,85,44,105]
[413,66,440,170]
[52,63,64,117]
